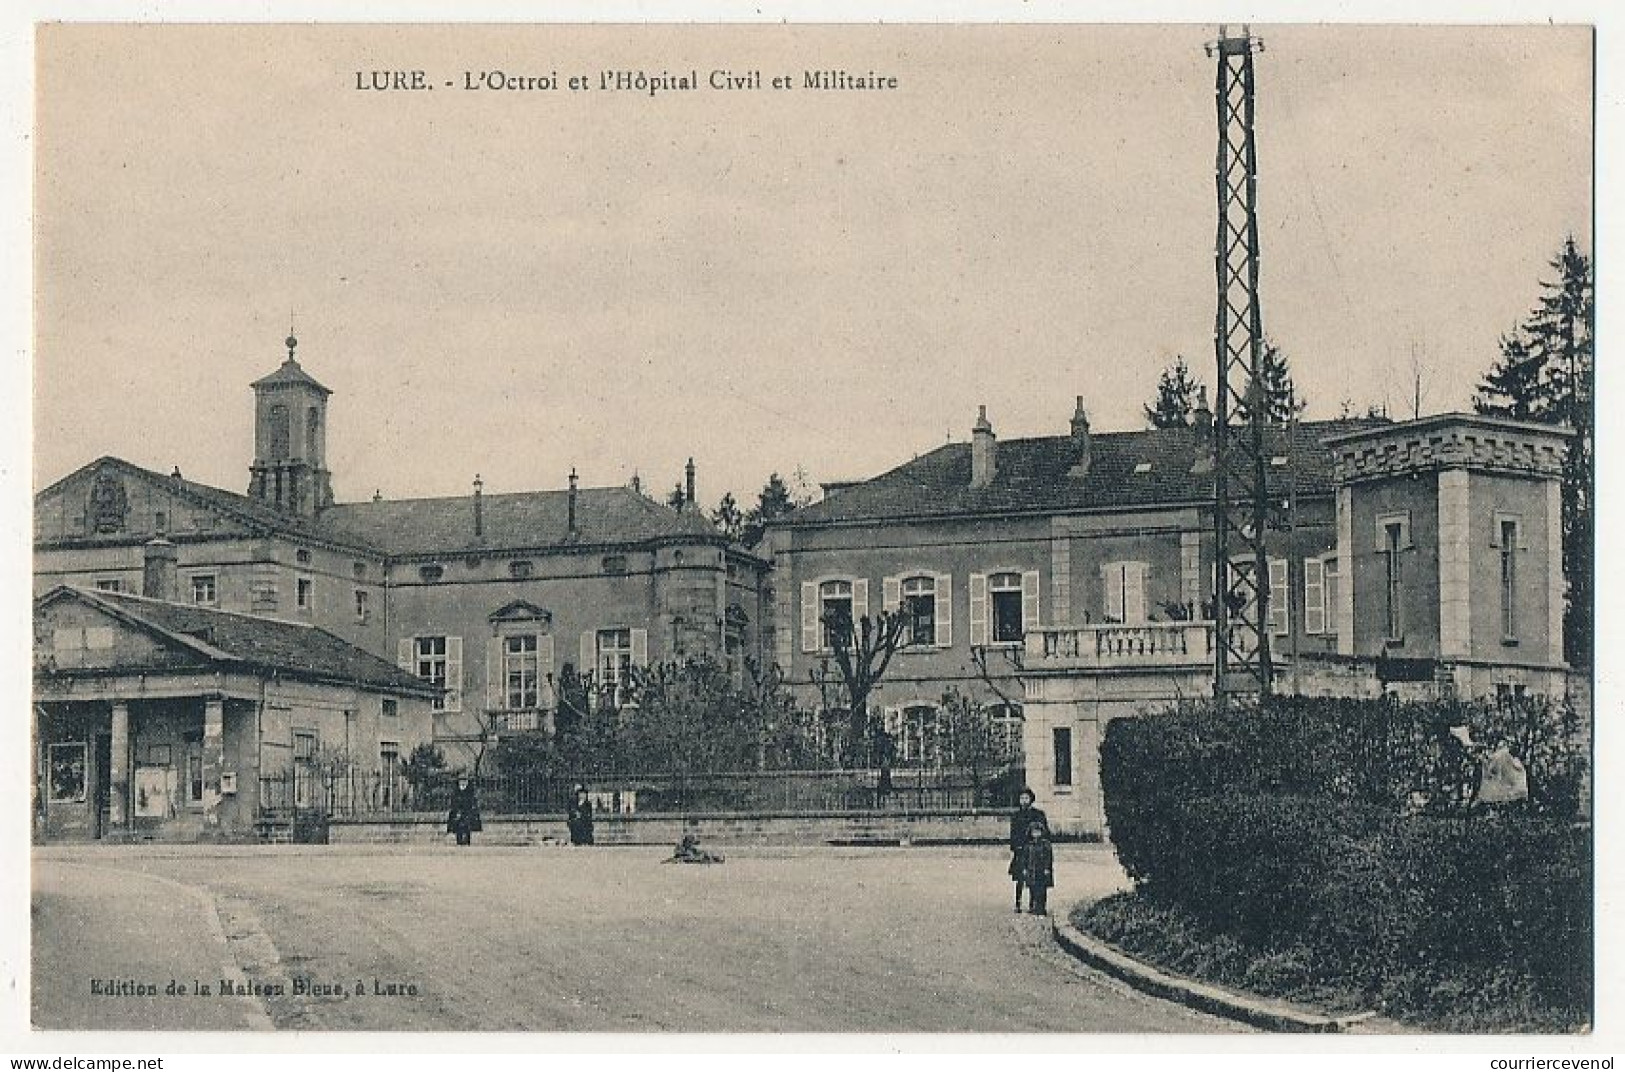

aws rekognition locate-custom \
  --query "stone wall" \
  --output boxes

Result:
[328,809,1030,846]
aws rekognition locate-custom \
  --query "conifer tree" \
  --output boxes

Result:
[1473,236,1593,665]
[1144,355,1203,428]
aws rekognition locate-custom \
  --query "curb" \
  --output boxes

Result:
[1051,916,1377,1034]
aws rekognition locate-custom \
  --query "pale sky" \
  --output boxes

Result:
[33,23,1592,509]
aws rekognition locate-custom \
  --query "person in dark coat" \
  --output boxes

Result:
[566,783,595,846]
[446,776,482,847]
[1022,822,1055,915]
[1008,787,1049,912]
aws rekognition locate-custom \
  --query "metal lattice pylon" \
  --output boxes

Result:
[1208,26,1273,709]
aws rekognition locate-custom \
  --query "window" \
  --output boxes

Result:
[899,704,939,767]
[901,576,936,647]
[47,743,87,803]
[413,636,452,711]
[602,555,628,575]
[505,634,540,709]
[419,564,445,582]
[1382,521,1405,642]
[1053,726,1073,787]
[296,576,313,612]
[990,704,1024,763]
[990,573,1025,643]
[1495,682,1527,707]
[191,574,217,606]
[382,698,398,720]
[597,629,633,691]
[820,580,854,649]
[295,549,312,566]
[94,578,122,593]
[1268,558,1289,636]
[354,589,369,622]
[1101,562,1147,625]
[510,559,534,579]
[1496,516,1522,643]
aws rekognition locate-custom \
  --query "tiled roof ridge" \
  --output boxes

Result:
[82,585,321,630]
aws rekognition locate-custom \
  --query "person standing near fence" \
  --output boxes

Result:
[1008,787,1048,912]
[567,783,595,846]
[447,775,482,847]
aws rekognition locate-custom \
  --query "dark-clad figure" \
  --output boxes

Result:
[1008,787,1049,912]
[1022,822,1055,915]
[446,775,482,847]
[566,783,595,846]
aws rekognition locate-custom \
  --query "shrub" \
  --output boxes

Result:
[1098,697,1592,1027]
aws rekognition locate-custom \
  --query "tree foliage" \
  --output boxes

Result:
[1473,237,1593,664]
[1144,355,1204,428]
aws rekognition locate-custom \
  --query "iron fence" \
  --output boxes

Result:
[258,764,1025,820]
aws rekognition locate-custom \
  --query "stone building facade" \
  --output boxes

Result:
[770,399,1574,836]
[34,338,771,773]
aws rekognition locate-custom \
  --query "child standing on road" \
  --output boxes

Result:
[1023,822,1054,916]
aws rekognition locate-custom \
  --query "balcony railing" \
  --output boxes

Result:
[1026,621,1218,669]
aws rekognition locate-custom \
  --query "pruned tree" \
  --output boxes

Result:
[821,608,909,769]
[1474,236,1594,665]
[1144,355,1204,429]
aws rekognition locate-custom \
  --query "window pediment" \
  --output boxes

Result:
[488,599,552,625]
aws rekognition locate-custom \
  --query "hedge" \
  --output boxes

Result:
[1099,695,1592,1021]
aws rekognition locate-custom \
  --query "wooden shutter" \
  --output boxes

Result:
[397,638,413,673]
[445,636,463,712]
[630,628,649,667]
[969,573,988,646]
[801,581,819,653]
[1102,564,1124,622]
[853,579,869,623]
[580,631,595,678]
[883,575,901,614]
[486,639,503,711]
[1268,558,1289,635]
[1125,563,1146,625]
[1304,559,1326,634]
[935,572,952,647]
[538,634,557,708]
[1021,570,1040,633]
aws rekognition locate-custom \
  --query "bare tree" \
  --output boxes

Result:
[822,608,909,769]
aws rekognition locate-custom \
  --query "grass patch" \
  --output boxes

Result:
[1074,892,1588,1033]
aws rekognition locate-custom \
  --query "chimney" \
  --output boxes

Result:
[971,406,997,489]
[1067,395,1092,478]
[472,474,484,539]
[568,467,579,538]
[685,457,697,511]
[1191,386,1214,473]
[142,537,179,602]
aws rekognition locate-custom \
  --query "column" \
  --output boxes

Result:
[202,697,225,827]
[109,702,130,829]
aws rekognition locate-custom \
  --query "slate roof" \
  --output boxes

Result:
[782,418,1389,527]
[250,358,332,395]
[40,457,728,558]
[315,486,725,557]
[43,586,436,695]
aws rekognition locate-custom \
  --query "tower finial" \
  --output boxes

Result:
[285,332,298,363]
